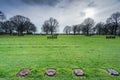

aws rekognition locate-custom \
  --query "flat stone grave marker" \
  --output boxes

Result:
[45,46,49,48]
[54,46,59,48]
[7,46,12,48]
[75,46,80,48]
[19,46,24,48]
[45,68,56,76]
[63,45,67,48]
[17,69,31,77]
[106,69,119,76]
[32,46,36,48]
[73,69,84,76]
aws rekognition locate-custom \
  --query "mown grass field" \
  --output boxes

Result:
[0,35,120,80]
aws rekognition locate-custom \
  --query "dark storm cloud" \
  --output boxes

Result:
[0,0,82,8]
[21,0,60,6]
[0,0,21,6]
[21,0,82,7]
[88,1,96,7]
[117,0,120,2]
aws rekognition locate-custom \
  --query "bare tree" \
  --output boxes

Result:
[42,17,59,35]
[82,18,95,35]
[72,25,78,35]
[10,15,30,35]
[0,11,6,33]
[105,18,115,35]
[24,21,37,34]
[49,17,59,34]
[118,25,120,36]
[0,22,3,33]
[0,11,6,21]
[108,12,120,35]
[41,20,50,34]
[63,26,71,34]
[95,22,105,35]
[29,23,36,34]
[2,21,15,35]
[76,24,83,34]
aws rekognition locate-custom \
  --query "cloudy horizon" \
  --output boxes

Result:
[0,0,120,33]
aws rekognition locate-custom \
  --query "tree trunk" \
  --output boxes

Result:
[87,30,89,35]
[9,30,12,35]
[114,25,118,35]
[46,32,48,35]
[27,30,29,34]
[74,31,75,35]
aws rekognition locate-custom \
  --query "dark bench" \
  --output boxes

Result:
[106,36,116,39]
[47,35,58,39]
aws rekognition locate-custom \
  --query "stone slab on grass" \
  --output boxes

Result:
[19,46,24,48]
[7,46,12,48]
[54,46,59,48]
[32,46,37,48]
[63,46,67,48]
[45,46,50,48]
[75,46,80,48]
[73,69,84,76]
[45,68,56,76]
[106,69,119,76]
[17,69,31,77]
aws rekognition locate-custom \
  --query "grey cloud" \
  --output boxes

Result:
[88,1,96,7]
[57,0,82,9]
[21,0,81,7]
[80,12,86,17]
[0,0,22,6]
[21,0,60,6]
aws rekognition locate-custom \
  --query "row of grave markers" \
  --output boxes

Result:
[17,68,119,78]
[6,46,80,48]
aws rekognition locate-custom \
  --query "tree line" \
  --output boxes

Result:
[0,11,120,36]
[63,12,120,36]
[0,11,37,36]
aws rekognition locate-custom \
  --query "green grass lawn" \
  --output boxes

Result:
[0,35,120,80]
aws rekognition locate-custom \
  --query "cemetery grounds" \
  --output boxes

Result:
[0,35,120,80]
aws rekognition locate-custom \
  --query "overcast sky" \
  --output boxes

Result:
[0,0,120,33]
